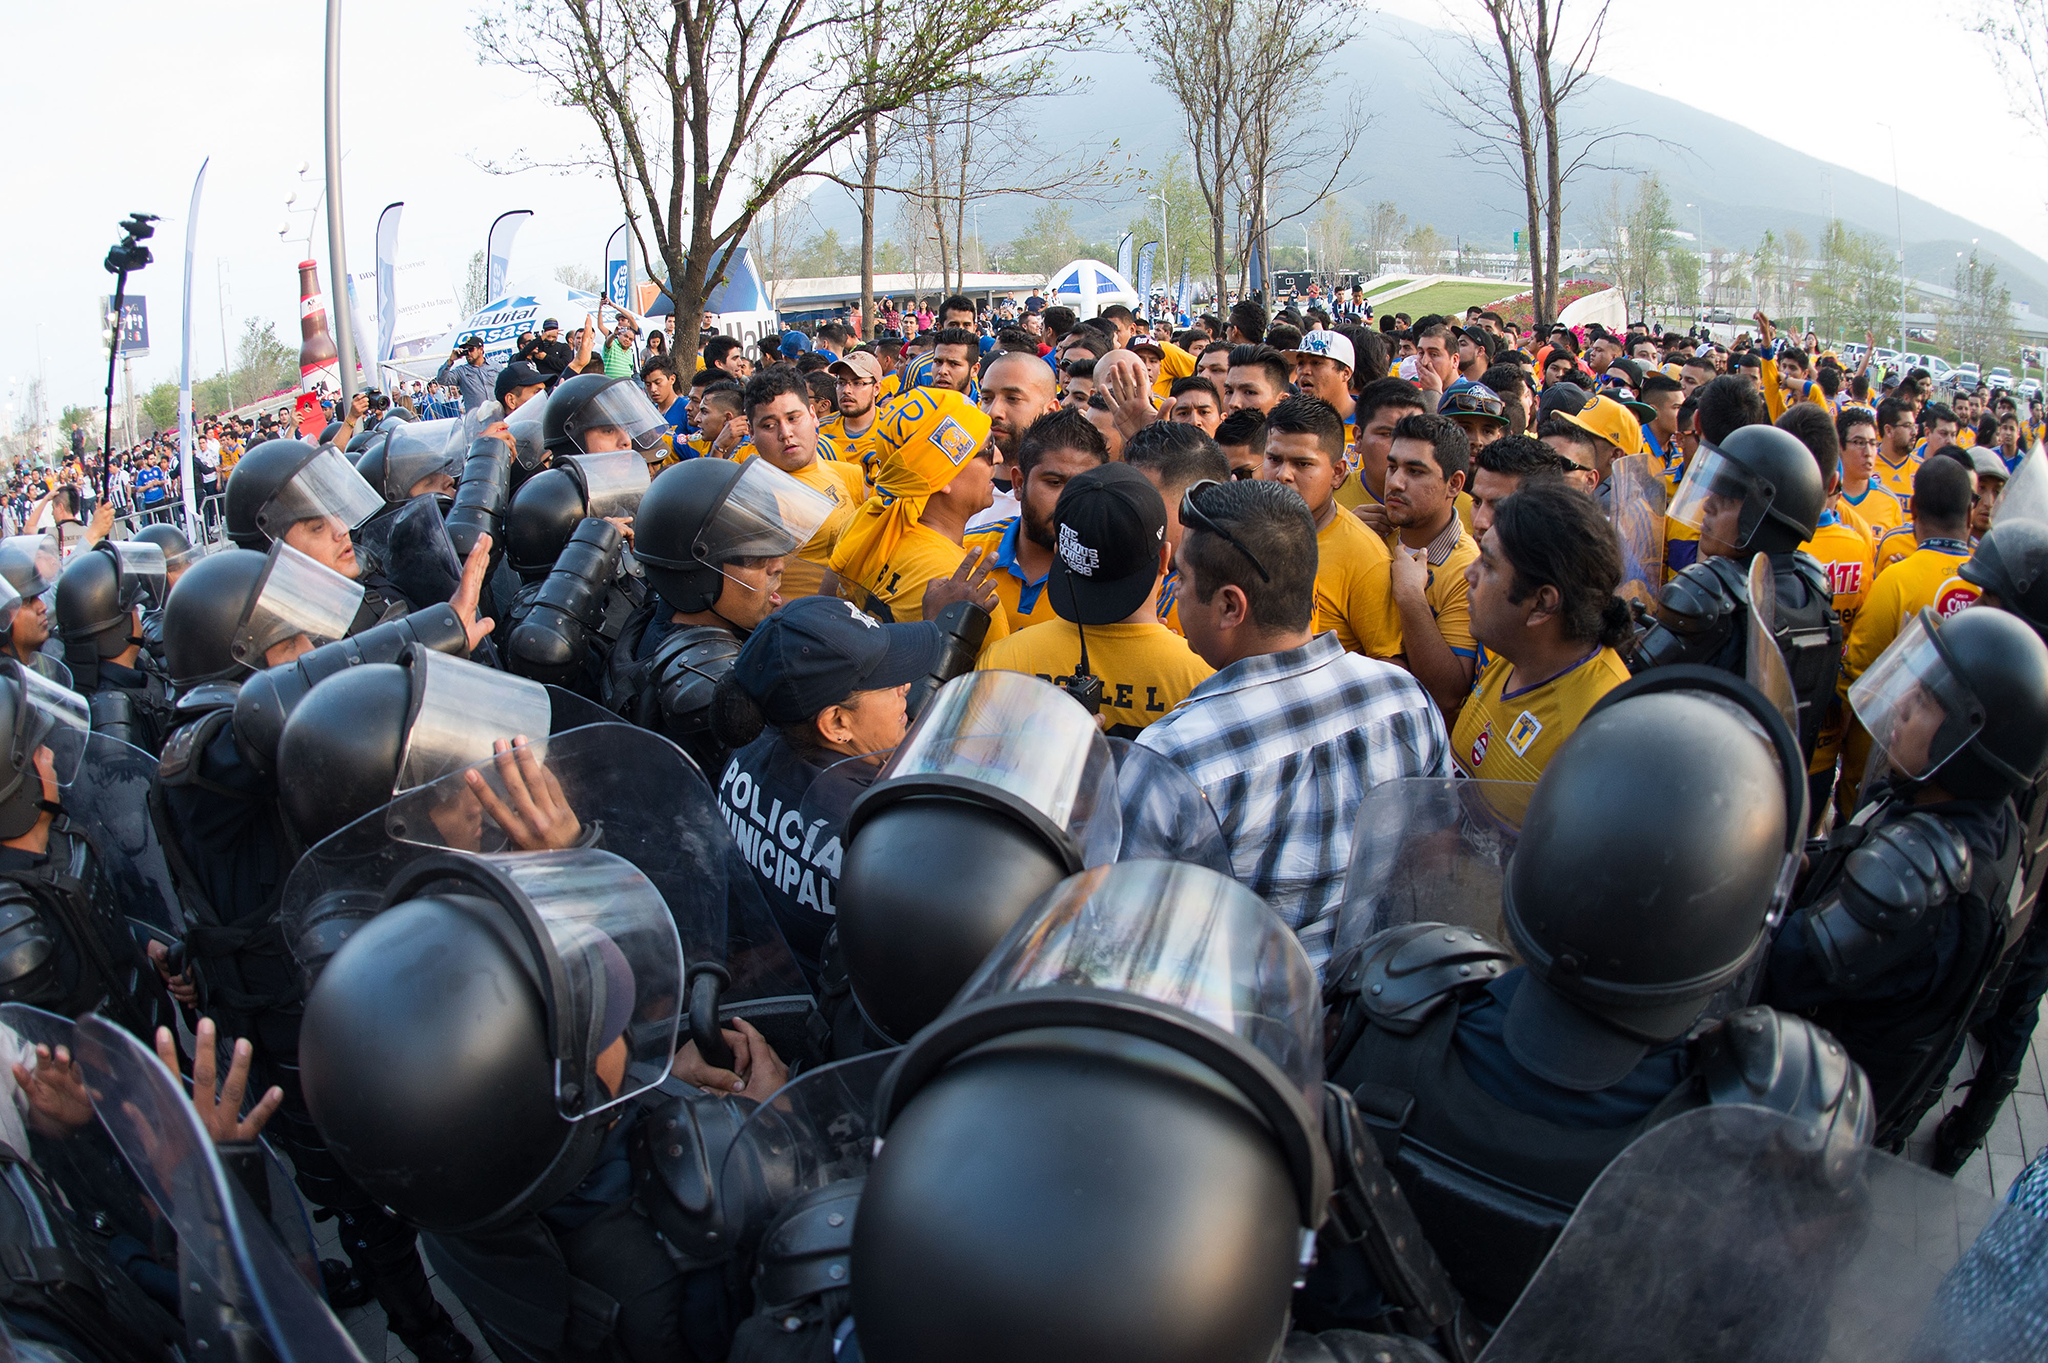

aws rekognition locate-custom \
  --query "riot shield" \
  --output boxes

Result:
[67,731,181,934]
[1746,551,1801,740]
[1104,737,1231,874]
[72,1014,368,1363]
[356,493,463,609]
[1609,452,1667,607]
[1994,446,2048,526]
[714,1050,895,1260]
[1331,777,1531,967]
[1477,1104,2004,1363]
[24,652,68,692]
[279,721,810,1031]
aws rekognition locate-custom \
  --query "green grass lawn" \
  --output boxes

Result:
[1364,277,1412,297]
[1375,280,1524,319]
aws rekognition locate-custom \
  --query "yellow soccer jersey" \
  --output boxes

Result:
[1157,568,1184,635]
[1801,512,1875,635]
[1316,507,1403,659]
[1452,647,1632,785]
[1838,482,1906,541]
[960,517,1063,632]
[1871,526,1918,581]
[1423,528,1481,660]
[1872,451,1919,512]
[819,415,881,488]
[977,617,1212,738]
[843,521,1013,647]
[733,440,863,600]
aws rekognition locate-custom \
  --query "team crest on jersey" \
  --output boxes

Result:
[929,416,976,466]
[1468,722,1491,769]
[1505,711,1543,756]
[1934,579,1981,618]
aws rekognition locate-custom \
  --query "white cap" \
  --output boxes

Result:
[1287,329,1355,372]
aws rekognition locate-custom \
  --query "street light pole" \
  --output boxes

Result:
[324,0,358,410]
[1149,192,1170,297]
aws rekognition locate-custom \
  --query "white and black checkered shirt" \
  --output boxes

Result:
[1136,631,1451,972]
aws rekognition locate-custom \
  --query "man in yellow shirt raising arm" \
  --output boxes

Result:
[977,464,1212,737]
[1259,396,1403,659]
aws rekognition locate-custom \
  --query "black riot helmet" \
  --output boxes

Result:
[358,420,464,504]
[0,661,89,841]
[301,846,684,1233]
[505,451,653,581]
[275,647,553,846]
[1961,518,2048,640]
[1499,668,1805,1092]
[130,521,199,574]
[542,374,668,459]
[634,457,834,615]
[837,672,1116,1044]
[224,439,383,551]
[1666,423,1825,554]
[1848,605,2048,802]
[855,859,1330,1363]
[54,540,164,666]
[161,548,269,686]
[0,535,61,603]
[319,421,344,446]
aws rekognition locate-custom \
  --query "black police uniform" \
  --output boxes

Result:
[1765,778,2020,1146]
[75,656,173,758]
[1321,948,1858,1325]
[715,731,859,987]
[0,832,173,1045]
[605,604,741,779]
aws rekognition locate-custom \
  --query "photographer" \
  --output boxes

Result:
[432,334,501,413]
[976,463,1210,737]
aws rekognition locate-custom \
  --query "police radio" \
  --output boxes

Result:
[1055,625,1104,717]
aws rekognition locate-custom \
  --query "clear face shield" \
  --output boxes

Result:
[379,847,683,1119]
[1849,609,1987,786]
[0,535,61,600]
[253,445,385,541]
[229,542,366,668]
[3,658,92,789]
[566,380,670,456]
[564,452,652,520]
[1666,443,1778,549]
[1994,447,2048,527]
[0,575,22,636]
[396,648,554,795]
[381,419,465,500]
[505,401,549,471]
[99,540,169,611]
[955,859,1326,1114]
[684,456,838,599]
[876,671,1118,861]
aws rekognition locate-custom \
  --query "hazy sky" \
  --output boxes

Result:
[5,0,2041,423]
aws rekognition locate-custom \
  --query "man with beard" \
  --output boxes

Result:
[823,351,886,485]
[963,409,1108,632]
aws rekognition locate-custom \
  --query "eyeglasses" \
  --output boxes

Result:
[1179,480,1270,582]
[1440,389,1506,419]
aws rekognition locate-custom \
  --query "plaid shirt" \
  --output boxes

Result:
[1136,631,1450,971]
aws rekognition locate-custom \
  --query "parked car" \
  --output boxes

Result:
[1873,347,1902,367]
[1989,366,2015,390]
[1952,363,1982,392]
[2018,377,2042,401]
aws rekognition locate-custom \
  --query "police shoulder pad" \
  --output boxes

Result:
[1331,921,1512,1036]
[1695,1005,1873,1163]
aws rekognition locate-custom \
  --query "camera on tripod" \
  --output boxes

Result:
[103,213,159,276]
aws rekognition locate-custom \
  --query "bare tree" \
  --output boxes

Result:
[1362,200,1408,277]
[1427,0,1625,326]
[1974,1,2048,155]
[1140,0,1362,306]
[475,0,1089,361]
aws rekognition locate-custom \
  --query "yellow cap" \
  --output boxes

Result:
[1557,393,1645,457]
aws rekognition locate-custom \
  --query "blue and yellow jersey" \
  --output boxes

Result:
[960,517,1062,633]
[818,416,879,490]
[1451,647,1632,784]
[1872,450,1919,512]
[1838,482,1907,541]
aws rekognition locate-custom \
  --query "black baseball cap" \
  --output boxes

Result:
[459,334,484,350]
[542,318,560,331]
[731,595,946,726]
[495,361,547,401]
[1048,464,1168,627]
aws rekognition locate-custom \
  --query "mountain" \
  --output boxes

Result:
[792,18,2048,306]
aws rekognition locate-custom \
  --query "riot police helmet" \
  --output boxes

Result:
[542,374,667,459]
[634,457,834,616]
[0,660,90,841]
[276,648,552,846]
[836,672,1116,1044]
[318,421,344,446]
[1499,667,1805,1091]
[1666,423,1825,554]
[161,548,272,686]
[130,521,200,573]
[855,859,1328,1363]
[301,845,683,1234]
[54,540,164,663]
[504,467,588,580]
[0,535,61,601]
[224,438,382,551]
[1849,605,2048,802]
[1960,518,2048,640]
